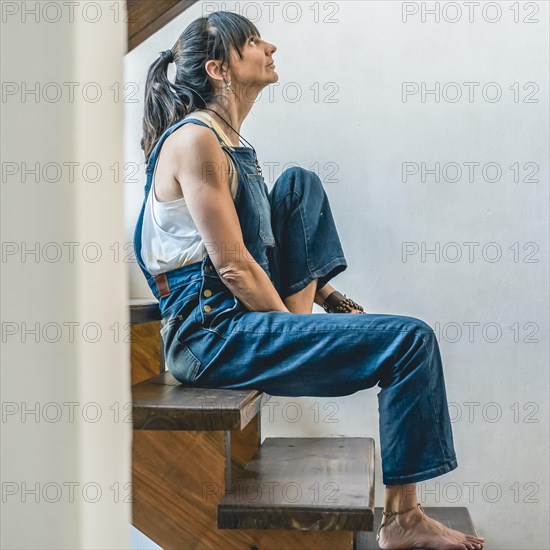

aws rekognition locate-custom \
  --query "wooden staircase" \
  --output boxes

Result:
[130,299,375,549]
[129,299,481,549]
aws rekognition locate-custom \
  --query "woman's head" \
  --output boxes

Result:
[141,11,277,162]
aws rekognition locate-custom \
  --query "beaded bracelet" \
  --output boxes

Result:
[321,290,366,314]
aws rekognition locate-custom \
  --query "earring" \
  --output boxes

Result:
[224,79,233,92]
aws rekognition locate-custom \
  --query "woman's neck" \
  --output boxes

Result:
[203,98,254,147]
[191,109,236,147]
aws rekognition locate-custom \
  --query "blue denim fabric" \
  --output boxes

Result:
[133,118,458,486]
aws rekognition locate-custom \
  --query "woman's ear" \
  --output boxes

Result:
[204,60,231,90]
[204,59,223,81]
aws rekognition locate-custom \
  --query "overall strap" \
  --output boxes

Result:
[146,117,227,176]
[145,116,239,196]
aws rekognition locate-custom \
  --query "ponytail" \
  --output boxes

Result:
[141,50,191,163]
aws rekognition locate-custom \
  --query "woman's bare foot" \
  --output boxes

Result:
[377,504,485,550]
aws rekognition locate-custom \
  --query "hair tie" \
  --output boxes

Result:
[160,49,174,63]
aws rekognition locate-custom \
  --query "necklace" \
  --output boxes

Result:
[201,107,263,177]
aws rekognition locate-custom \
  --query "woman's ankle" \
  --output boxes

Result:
[392,504,424,528]
[383,484,419,524]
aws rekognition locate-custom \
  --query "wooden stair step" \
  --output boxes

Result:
[132,371,264,430]
[130,299,161,325]
[218,437,375,532]
[354,507,480,549]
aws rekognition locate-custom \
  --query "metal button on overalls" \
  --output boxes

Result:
[205,265,213,272]
[203,305,212,313]
[203,289,212,297]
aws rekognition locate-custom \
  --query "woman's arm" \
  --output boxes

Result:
[314,283,335,306]
[169,125,289,313]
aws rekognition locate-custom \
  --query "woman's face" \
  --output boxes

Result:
[229,34,278,93]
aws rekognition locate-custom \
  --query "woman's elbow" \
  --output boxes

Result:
[217,262,250,288]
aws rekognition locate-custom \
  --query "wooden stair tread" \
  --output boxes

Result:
[355,506,480,548]
[130,299,161,325]
[132,371,263,430]
[218,437,375,531]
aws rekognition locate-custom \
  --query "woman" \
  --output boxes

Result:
[133,11,485,550]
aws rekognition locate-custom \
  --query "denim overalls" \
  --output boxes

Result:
[133,117,458,486]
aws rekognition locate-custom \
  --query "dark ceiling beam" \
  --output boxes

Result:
[127,0,200,53]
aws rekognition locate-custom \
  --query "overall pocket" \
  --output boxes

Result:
[165,340,202,384]
[246,173,276,247]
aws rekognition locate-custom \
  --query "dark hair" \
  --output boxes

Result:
[141,11,260,163]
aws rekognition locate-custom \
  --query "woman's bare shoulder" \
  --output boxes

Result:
[164,120,218,153]
[161,120,227,172]
[161,120,232,194]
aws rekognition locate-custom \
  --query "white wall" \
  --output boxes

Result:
[126,2,549,548]
[2,1,131,548]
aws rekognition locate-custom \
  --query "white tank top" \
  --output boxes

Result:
[140,111,239,275]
